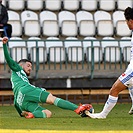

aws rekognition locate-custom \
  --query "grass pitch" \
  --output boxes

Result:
[0,103,133,132]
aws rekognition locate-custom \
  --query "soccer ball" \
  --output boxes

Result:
[80,104,94,117]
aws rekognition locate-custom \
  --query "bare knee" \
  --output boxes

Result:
[42,110,52,118]
[109,79,127,97]
[46,93,56,104]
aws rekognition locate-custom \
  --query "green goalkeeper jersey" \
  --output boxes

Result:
[3,44,31,97]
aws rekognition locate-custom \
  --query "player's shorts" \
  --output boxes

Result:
[16,84,50,112]
[119,60,133,88]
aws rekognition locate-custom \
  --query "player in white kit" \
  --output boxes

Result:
[86,7,133,119]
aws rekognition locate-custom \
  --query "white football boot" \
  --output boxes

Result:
[85,111,106,119]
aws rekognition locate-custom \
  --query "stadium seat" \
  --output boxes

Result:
[117,0,133,11]
[94,11,114,37]
[101,37,119,52]
[112,11,125,27]
[68,46,84,62]
[76,11,95,37]
[0,37,5,63]
[101,37,121,62]
[26,0,43,11]
[27,37,46,63]
[45,37,64,63]
[39,11,59,37]
[119,37,131,62]
[8,0,25,11]
[8,37,28,62]
[99,0,116,11]
[8,10,22,37]
[115,21,131,37]
[62,0,80,11]
[21,10,40,37]
[112,11,131,37]
[44,0,62,11]
[80,0,98,11]
[49,46,65,63]
[64,37,83,63]
[45,37,63,53]
[2,0,6,6]
[64,37,82,53]
[27,37,45,54]
[58,11,77,37]
[83,37,102,63]
[8,37,26,48]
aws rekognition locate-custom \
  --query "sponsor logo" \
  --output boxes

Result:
[122,73,126,77]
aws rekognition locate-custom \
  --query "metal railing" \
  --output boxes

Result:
[0,39,131,79]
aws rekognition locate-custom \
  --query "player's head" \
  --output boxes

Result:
[18,59,32,76]
[124,7,133,30]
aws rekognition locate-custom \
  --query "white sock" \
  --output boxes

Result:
[129,87,133,108]
[101,95,118,117]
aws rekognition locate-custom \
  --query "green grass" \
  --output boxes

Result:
[0,104,133,131]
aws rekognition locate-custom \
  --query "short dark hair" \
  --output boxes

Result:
[124,7,133,21]
[18,59,32,64]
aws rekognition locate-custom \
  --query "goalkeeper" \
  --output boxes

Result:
[2,37,92,118]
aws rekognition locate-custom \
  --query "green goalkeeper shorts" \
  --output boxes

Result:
[16,85,50,112]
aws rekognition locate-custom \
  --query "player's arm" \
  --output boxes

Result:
[2,37,21,72]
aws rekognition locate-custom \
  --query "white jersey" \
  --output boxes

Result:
[119,32,133,88]
[130,32,133,61]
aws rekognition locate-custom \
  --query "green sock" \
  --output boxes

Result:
[54,98,78,111]
[32,110,47,118]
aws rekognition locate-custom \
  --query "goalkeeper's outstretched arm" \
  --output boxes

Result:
[2,37,21,72]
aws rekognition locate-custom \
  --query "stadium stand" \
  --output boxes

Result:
[0,0,132,104]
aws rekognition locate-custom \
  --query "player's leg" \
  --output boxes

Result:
[23,102,52,118]
[14,99,23,117]
[86,78,127,119]
[45,93,78,110]
[128,87,133,115]
[86,64,133,119]
[44,93,91,115]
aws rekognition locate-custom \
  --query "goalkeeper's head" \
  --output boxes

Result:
[18,59,32,76]
[124,7,133,30]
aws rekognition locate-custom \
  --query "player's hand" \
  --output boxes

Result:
[2,37,8,44]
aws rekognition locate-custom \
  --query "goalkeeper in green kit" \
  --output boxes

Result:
[2,37,93,118]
